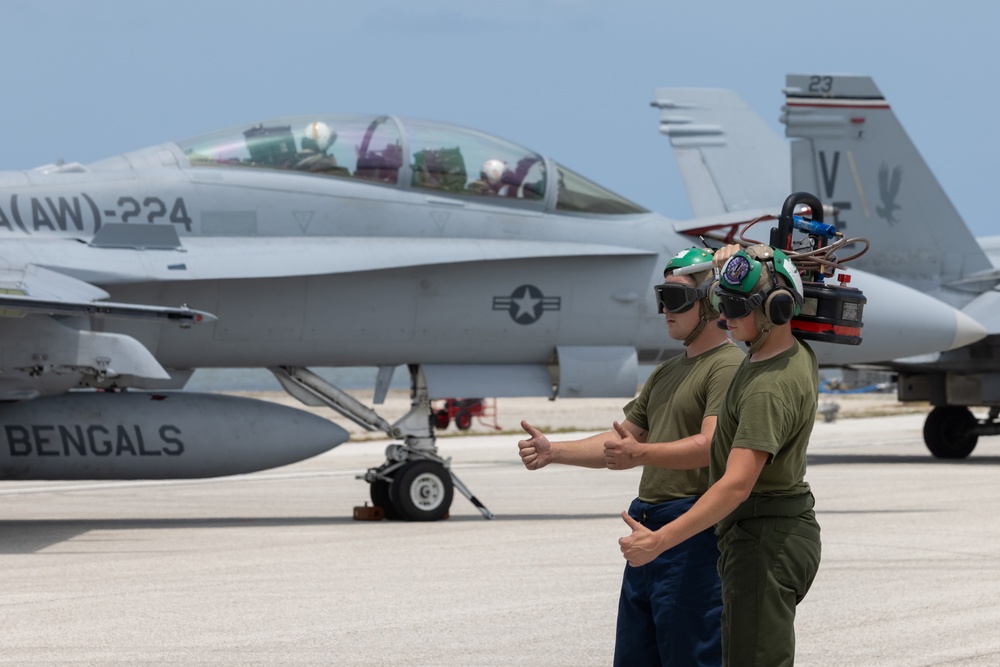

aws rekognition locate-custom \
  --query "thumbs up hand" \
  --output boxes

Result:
[619,512,661,567]
[517,420,553,470]
[604,421,643,470]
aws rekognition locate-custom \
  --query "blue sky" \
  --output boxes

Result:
[3,1,997,235]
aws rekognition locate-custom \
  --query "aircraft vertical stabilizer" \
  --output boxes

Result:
[783,74,994,306]
[653,88,789,217]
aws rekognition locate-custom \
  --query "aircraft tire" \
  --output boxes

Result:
[391,460,453,521]
[370,479,400,520]
[923,406,978,459]
[455,411,473,430]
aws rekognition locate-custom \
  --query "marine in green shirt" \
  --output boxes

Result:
[620,244,822,667]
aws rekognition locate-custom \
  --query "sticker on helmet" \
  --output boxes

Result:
[780,256,804,294]
[722,255,751,285]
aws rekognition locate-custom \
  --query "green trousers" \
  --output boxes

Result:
[717,505,821,667]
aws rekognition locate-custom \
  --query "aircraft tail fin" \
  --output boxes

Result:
[783,74,993,302]
[653,88,789,217]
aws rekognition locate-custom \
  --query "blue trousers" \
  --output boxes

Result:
[614,496,723,667]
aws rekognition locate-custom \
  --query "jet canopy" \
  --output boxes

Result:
[177,114,646,215]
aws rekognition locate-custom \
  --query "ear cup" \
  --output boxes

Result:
[707,280,720,314]
[764,289,795,325]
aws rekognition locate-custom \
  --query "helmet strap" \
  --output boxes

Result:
[682,298,716,347]
[745,311,773,356]
[683,317,708,347]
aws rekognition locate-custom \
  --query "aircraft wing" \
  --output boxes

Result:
[653,87,790,216]
[0,264,213,396]
[0,264,213,324]
[0,293,213,324]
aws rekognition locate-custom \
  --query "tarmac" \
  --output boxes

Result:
[2,401,1000,666]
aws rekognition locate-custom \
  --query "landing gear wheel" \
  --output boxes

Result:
[924,406,979,459]
[390,460,454,521]
[434,409,450,430]
[455,410,472,430]
[369,478,400,520]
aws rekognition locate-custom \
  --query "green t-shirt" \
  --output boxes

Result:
[710,340,818,497]
[624,342,744,503]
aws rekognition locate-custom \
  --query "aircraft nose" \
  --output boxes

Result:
[809,270,989,366]
[951,310,988,350]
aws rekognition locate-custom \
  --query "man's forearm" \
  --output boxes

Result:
[638,435,711,470]
[552,432,613,468]
[652,476,749,552]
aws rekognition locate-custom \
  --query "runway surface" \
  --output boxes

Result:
[2,412,999,666]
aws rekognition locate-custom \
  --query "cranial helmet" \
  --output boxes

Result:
[664,247,714,280]
[303,121,337,152]
[715,244,804,354]
[481,159,507,186]
[716,244,803,325]
[655,247,719,346]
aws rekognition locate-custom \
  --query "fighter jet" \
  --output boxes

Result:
[654,74,1000,459]
[0,112,983,521]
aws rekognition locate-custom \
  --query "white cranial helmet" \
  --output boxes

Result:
[481,159,506,186]
[304,121,336,151]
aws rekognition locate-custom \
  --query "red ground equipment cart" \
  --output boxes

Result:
[433,398,500,431]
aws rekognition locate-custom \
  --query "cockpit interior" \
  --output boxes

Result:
[178,114,646,215]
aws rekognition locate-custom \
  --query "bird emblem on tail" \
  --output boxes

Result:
[876,163,902,224]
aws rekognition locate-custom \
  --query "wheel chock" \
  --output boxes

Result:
[353,503,386,521]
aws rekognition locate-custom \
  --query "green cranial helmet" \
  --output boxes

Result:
[659,246,719,346]
[717,244,803,309]
[663,247,715,278]
[715,244,804,355]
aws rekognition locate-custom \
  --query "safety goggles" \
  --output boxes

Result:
[654,282,706,314]
[714,289,764,320]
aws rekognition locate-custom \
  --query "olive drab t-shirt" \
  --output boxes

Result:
[624,342,743,503]
[710,340,819,497]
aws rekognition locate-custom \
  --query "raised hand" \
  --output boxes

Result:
[604,421,643,470]
[619,512,662,567]
[517,420,553,470]
[712,243,742,269]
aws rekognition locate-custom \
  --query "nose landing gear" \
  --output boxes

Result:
[271,364,494,521]
[369,457,454,521]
